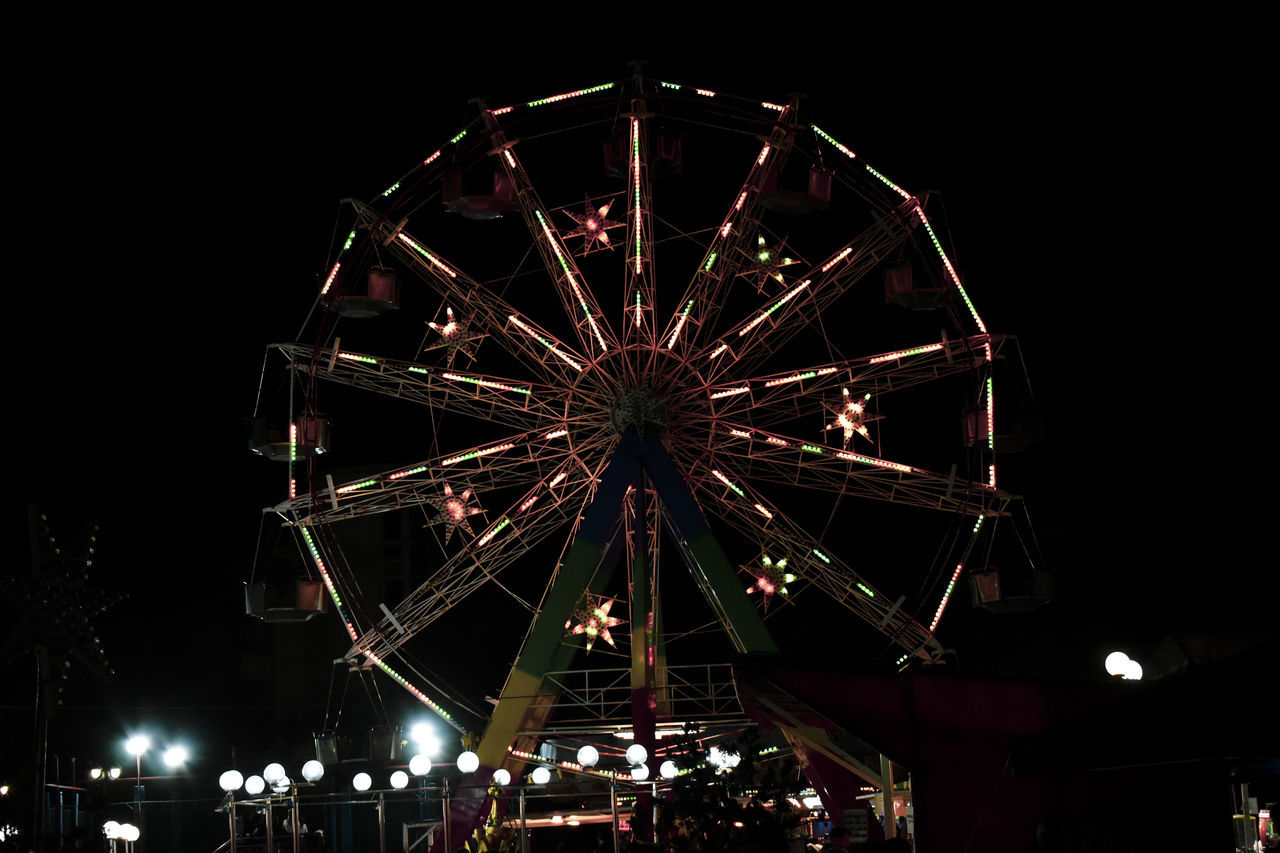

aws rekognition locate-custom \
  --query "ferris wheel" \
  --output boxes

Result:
[260,71,1013,832]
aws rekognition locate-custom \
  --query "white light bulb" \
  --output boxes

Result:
[390,771,409,789]
[456,751,479,774]
[531,766,551,785]
[244,776,265,796]
[219,770,244,792]
[631,763,649,782]
[1122,659,1143,681]
[352,772,372,792]
[660,760,678,779]
[492,768,511,786]
[263,763,286,785]
[301,760,324,783]
[576,746,599,767]
[409,754,432,776]
[1104,651,1129,676]
[625,744,648,766]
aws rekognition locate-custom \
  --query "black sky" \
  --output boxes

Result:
[5,31,1272,776]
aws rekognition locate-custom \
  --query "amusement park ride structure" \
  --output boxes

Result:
[253,69,1016,844]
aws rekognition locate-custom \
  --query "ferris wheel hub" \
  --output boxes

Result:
[609,386,666,436]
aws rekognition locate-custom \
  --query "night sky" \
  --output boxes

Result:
[4,32,1271,819]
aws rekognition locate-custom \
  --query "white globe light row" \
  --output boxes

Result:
[221,745,680,796]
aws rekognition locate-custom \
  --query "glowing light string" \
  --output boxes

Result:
[868,343,944,363]
[667,300,694,349]
[361,649,459,728]
[930,515,985,631]
[632,117,643,275]
[396,234,458,278]
[440,373,531,395]
[739,280,811,336]
[508,315,584,372]
[526,82,613,108]
[477,516,511,547]
[534,210,609,353]
[440,442,516,467]
[299,527,356,641]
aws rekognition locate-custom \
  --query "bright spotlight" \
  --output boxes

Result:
[408,724,442,756]
[162,746,189,768]
[124,735,150,757]
[109,768,122,780]
[90,768,103,781]
[1122,659,1143,681]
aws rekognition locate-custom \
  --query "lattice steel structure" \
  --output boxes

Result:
[259,70,1016,843]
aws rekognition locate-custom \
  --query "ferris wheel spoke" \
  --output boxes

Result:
[354,438,617,662]
[695,202,918,384]
[274,343,568,430]
[482,110,621,360]
[660,103,798,356]
[277,426,594,524]
[671,452,939,661]
[696,422,1011,517]
[623,106,658,374]
[691,422,1008,514]
[702,334,1002,421]
[351,204,589,387]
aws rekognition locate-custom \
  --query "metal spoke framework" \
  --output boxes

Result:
[261,72,1015,842]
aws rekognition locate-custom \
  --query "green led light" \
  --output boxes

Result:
[342,229,356,251]
[339,353,377,364]
[447,374,531,395]
[704,252,717,271]
[865,164,905,194]
[408,366,429,374]
[857,583,875,598]
[526,82,613,108]
[812,549,831,564]
[450,129,467,145]
[381,180,401,197]
[660,81,681,90]
[801,444,823,454]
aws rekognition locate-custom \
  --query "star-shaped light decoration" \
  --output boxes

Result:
[565,595,624,651]
[744,235,800,293]
[2,516,123,709]
[743,554,796,611]
[563,197,624,253]
[427,483,484,544]
[424,306,484,366]
[826,388,873,448]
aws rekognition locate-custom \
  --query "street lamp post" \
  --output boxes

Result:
[124,735,149,852]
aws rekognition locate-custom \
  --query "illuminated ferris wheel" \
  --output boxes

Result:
[260,71,1013,833]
